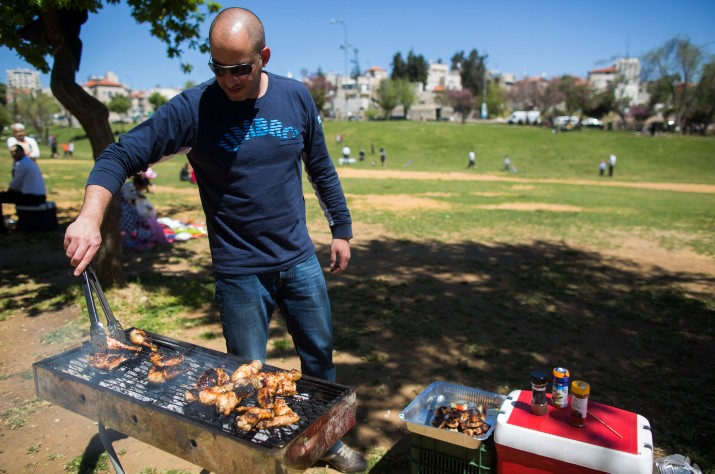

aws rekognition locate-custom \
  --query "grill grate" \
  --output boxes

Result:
[40,330,350,451]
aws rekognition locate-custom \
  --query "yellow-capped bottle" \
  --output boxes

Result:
[569,381,590,427]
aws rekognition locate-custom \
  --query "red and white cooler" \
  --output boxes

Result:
[495,390,653,473]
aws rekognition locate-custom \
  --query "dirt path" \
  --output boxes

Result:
[336,168,715,194]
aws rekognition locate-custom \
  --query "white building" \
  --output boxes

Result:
[6,68,42,92]
[587,58,644,105]
[82,71,130,104]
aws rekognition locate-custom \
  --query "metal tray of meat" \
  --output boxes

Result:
[399,381,507,449]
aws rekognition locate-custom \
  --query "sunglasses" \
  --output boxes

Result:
[208,59,255,77]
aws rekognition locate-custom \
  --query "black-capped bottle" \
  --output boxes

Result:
[530,371,548,416]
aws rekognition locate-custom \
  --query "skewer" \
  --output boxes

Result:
[588,411,623,438]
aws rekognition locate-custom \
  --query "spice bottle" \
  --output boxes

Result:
[569,381,590,427]
[530,371,548,416]
[552,367,570,408]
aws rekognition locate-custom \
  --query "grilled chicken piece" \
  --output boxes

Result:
[215,390,252,416]
[128,328,158,351]
[185,388,199,403]
[196,368,229,389]
[106,336,142,353]
[235,406,273,431]
[255,412,300,430]
[197,383,235,405]
[149,351,185,368]
[272,397,292,416]
[230,360,262,384]
[88,352,128,371]
[256,387,274,409]
[147,364,188,383]
[251,369,302,408]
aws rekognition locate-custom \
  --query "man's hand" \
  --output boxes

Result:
[329,238,351,274]
[63,185,113,276]
[64,216,103,276]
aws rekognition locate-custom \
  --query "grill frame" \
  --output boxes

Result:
[33,330,356,473]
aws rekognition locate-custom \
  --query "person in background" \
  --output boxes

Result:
[6,123,40,161]
[358,149,365,162]
[608,153,617,177]
[62,143,69,158]
[68,141,75,158]
[62,7,365,472]
[504,155,511,171]
[467,150,475,169]
[49,134,59,158]
[599,160,606,176]
[380,147,386,167]
[180,162,193,182]
[1,145,47,233]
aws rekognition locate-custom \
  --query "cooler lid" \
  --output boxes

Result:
[503,390,638,454]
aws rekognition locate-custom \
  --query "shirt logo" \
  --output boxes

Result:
[218,118,300,152]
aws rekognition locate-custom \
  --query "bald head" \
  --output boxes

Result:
[209,8,265,55]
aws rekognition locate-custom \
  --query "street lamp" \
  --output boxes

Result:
[330,17,351,119]
[481,52,488,120]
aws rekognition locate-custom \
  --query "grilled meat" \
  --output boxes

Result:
[128,328,158,351]
[184,388,199,403]
[149,351,185,368]
[235,406,273,431]
[256,387,274,409]
[236,398,301,431]
[198,383,235,405]
[88,352,128,371]
[196,367,229,389]
[251,369,302,408]
[230,360,263,384]
[432,405,490,437]
[215,389,253,416]
[255,412,300,430]
[106,336,142,353]
[147,364,188,384]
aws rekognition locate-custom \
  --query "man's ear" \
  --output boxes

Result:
[261,47,271,67]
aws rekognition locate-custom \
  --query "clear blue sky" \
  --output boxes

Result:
[2,0,714,90]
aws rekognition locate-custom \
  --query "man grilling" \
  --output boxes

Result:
[63,7,366,472]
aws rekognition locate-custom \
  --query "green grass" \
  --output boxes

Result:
[1,121,714,472]
[323,121,715,182]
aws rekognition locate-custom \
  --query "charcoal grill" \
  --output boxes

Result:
[33,330,356,474]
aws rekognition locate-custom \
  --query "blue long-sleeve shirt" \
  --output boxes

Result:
[88,73,351,274]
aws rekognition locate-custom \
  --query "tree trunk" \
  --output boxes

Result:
[43,8,125,287]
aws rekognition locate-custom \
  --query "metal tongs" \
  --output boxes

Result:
[81,263,127,352]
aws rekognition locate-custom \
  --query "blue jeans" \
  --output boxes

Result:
[215,254,336,382]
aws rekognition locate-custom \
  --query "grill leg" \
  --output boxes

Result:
[98,423,125,474]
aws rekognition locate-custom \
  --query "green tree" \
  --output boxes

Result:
[375,78,400,119]
[391,52,407,79]
[0,82,11,131]
[108,94,131,120]
[688,60,715,132]
[0,0,220,285]
[148,91,168,110]
[396,78,417,118]
[557,75,591,117]
[406,50,429,89]
[452,49,486,97]
[485,80,507,118]
[642,37,707,133]
[15,91,60,142]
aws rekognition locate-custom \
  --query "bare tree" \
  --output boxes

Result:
[642,37,706,133]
